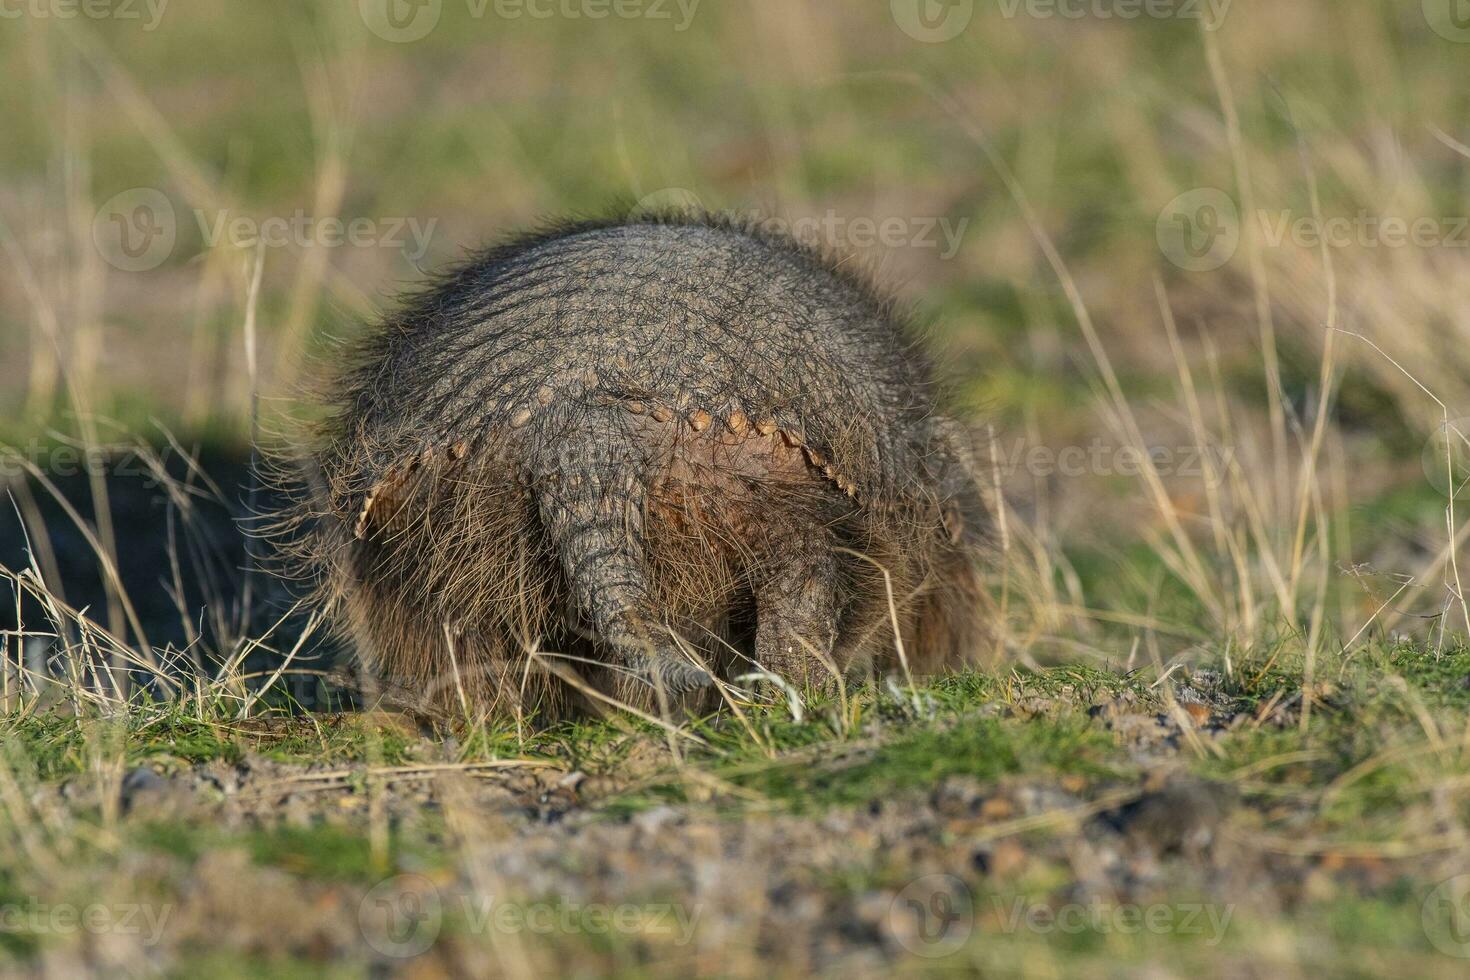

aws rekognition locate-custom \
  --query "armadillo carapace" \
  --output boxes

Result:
[273,212,991,717]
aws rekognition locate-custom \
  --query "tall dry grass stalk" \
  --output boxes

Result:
[960,19,1470,697]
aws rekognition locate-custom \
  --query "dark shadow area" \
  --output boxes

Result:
[0,443,334,706]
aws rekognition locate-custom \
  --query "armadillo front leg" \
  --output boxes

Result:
[754,543,841,691]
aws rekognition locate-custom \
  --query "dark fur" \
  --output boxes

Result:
[264,210,992,719]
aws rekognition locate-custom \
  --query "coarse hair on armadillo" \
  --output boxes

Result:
[259,205,995,721]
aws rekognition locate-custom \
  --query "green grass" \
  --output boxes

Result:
[742,714,1119,810]
[608,693,1126,816]
[9,646,1462,823]
[134,821,427,883]
[1,653,1467,973]
[1,706,437,780]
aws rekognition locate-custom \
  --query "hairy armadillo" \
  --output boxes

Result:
[271,211,992,718]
